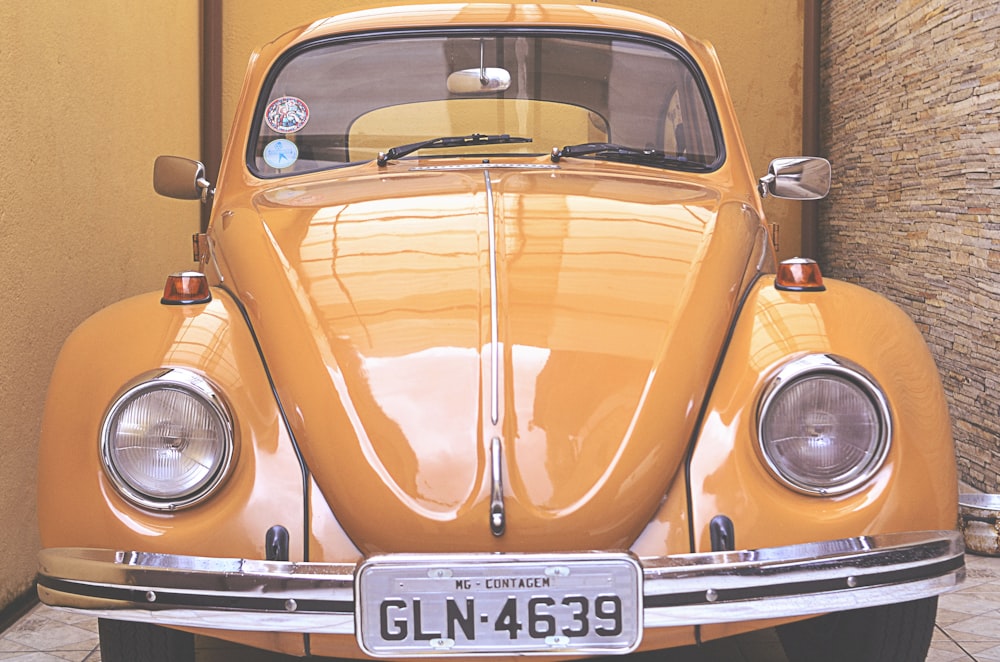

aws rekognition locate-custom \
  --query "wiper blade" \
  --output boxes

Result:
[377,133,532,166]
[551,142,704,170]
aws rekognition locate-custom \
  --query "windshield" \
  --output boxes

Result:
[249,30,722,177]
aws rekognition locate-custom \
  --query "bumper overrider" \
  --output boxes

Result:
[38,531,963,655]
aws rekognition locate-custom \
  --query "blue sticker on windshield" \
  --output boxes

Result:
[263,139,299,169]
[265,96,310,134]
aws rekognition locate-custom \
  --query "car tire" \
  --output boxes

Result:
[98,618,195,662]
[776,597,937,662]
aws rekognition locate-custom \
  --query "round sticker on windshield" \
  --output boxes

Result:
[263,139,299,169]
[265,96,309,134]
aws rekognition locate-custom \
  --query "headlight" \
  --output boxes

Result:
[757,355,891,495]
[101,369,234,510]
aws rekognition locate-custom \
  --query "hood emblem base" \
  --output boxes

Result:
[490,437,506,537]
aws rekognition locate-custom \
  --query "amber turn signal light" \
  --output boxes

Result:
[161,271,212,305]
[775,258,826,292]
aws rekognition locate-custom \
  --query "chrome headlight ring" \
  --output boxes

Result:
[100,369,235,511]
[756,355,892,496]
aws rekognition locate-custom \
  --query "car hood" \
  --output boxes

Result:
[217,166,759,554]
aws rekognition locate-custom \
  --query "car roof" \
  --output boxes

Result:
[274,3,702,54]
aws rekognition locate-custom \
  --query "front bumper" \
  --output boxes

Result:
[38,530,963,636]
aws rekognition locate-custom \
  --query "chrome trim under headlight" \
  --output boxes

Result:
[99,369,234,511]
[756,354,891,496]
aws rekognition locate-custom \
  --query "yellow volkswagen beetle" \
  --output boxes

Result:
[37,4,962,661]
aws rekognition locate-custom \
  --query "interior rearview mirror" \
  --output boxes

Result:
[447,67,512,95]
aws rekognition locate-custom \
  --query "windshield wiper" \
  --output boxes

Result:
[377,133,532,166]
[550,142,706,171]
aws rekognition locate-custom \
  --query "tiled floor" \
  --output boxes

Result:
[1,552,998,661]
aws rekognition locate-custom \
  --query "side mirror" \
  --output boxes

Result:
[154,155,213,202]
[758,157,831,200]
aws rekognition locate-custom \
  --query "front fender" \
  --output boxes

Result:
[37,289,327,562]
[686,276,957,553]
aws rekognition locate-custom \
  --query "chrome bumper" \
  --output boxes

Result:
[38,530,963,634]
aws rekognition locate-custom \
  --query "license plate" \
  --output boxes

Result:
[356,553,642,656]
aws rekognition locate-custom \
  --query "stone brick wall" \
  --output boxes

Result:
[819,1,1000,490]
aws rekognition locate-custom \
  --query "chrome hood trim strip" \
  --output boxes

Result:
[38,530,963,636]
[484,169,500,427]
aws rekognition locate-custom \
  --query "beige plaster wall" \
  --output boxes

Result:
[221,0,805,256]
[0,3,201,609]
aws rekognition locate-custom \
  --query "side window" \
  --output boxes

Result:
[662,89,685,156]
